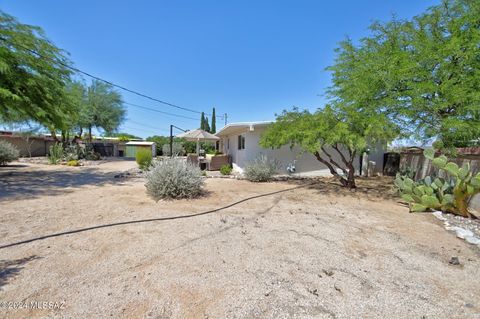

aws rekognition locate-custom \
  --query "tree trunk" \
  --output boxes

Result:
[88,125,92,142]
[49,129,59,143]
[454,188,471,218]
[313,150,355,188]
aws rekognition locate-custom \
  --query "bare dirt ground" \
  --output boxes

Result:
[0,160,479,319]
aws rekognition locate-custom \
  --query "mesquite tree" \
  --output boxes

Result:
[260,105,397,188]
[327,0,480,147]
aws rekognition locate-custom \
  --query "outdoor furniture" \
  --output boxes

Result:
[198,157,209,170]
[186,154,199,166]
[207,154,231,171]
[176,129,220,155]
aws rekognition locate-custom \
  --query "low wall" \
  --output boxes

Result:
[0,135,50,157]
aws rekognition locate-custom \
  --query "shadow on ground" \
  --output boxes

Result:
[0,255,40,289]
[284,176,398,202]
[0,166,129,201]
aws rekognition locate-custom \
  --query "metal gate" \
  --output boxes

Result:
[93,143,114,157]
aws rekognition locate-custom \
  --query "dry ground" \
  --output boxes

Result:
[0,160,479,319]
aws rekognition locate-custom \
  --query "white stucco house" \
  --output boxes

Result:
[215,121,386,176]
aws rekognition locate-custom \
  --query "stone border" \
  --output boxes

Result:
[432,211,480,247]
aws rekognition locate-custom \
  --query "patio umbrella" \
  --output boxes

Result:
[176,129,220,154]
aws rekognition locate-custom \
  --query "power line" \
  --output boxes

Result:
[122,125,169,135]
[0,36,223,119]
[127,119,170,131]
[124,102,199,121]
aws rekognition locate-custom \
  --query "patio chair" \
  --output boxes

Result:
[208,154,231,171]
[186,154,199,167]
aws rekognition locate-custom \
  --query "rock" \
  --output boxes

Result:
[323,269,334,276]
[465,236,480,245]
[432,211,446,221]
[449,257,460,265]
[449,227,474,239]
[308,288,319,296]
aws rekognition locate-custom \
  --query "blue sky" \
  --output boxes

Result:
[1,0,439,138]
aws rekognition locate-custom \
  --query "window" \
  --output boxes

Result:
[238,134,245,150]
[227,138,230,150]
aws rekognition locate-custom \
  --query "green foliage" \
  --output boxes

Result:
[244,154,279,182]
[48,143,63,164]
[63,143,82,161]
[109,132,141,141]
[146,136,194,155]
[0,140,19,165]
[327,0,480,147]
[395,173,455,213]
[200,112,205,131]
[220,164,232,175]
[136,148,152,170]
[211,107,216,134]
[260,105,397,188]
[204,117,210,133]
[396,147,480,217]
[82,80,125,139]
[0,11,74,131]
[162,142,184,157]
[145,158,204,200]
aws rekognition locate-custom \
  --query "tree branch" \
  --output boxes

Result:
[314,151,348,186]
[321,146,348,176]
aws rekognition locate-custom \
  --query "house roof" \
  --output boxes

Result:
[125,141,155,146]
[215,121,273,137]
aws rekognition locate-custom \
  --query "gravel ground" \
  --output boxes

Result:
[0,161,479,318]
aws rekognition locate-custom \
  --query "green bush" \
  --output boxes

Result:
[145,157,204,200]
[220,164,232,175]
[162,142,184,156]
[48,143,63,164]
[244,154,279,182]
[136,148,153,170]
[0,140,20,166]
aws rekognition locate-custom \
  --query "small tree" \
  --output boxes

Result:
[211,107,216,134]
[200,112,205,130]
[204,117,211,133]
[260,106,397,188]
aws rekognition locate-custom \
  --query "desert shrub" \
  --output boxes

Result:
[48,143,63,164]
[162,142,184,156]
[145,157,204,200]
[395,147,480,218]
[66,159,80,166]
[83,144,101,160]
[220,164,232,175]
[136,148,153,170]
[244,154,278,182]
[64,144,83,161]
[0,140,20,166]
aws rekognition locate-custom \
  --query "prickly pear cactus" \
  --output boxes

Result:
[396,147,480,218]
[424,149,480,218]
[394,174,455,213]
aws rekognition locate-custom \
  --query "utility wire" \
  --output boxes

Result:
[0,36,223,119]
[127,119,171,131]
[124,102,199,121]
[122,125,169,135]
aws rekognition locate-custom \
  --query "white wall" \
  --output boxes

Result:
[220,126,386,177]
